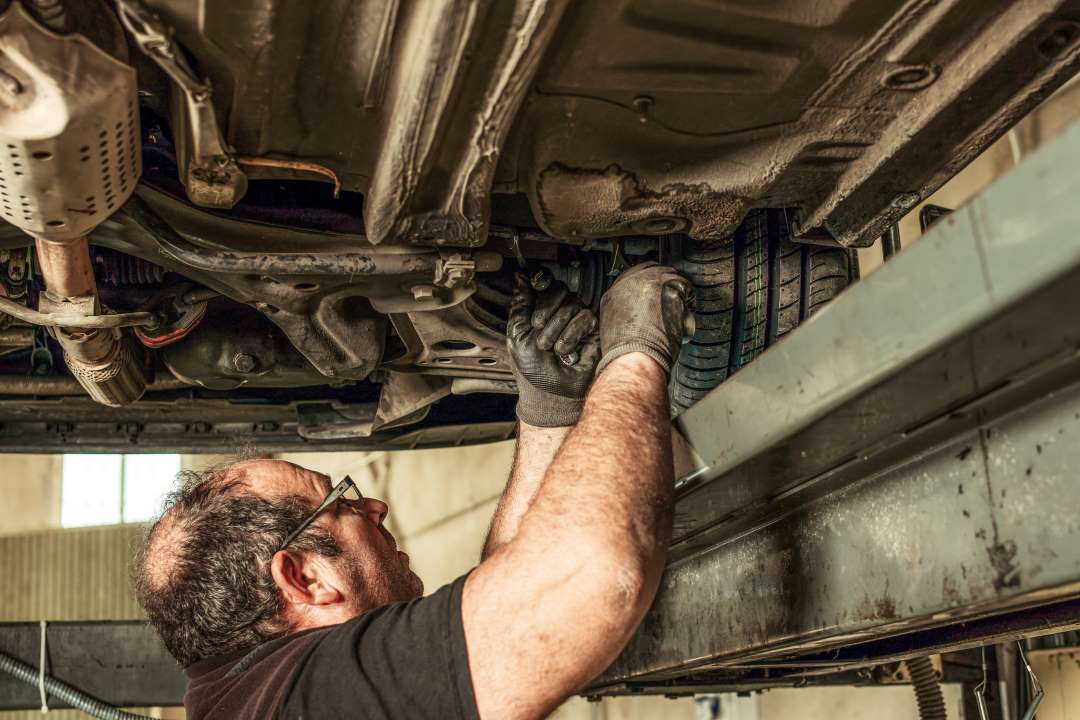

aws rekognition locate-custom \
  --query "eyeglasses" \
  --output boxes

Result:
[278,475,363,552]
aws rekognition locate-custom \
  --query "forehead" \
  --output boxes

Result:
[231,459,330,501]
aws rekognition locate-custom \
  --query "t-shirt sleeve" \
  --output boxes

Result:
[276,573,478,720]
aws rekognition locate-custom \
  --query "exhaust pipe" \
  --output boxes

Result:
[34,235,146,406]
[0,4,147,405]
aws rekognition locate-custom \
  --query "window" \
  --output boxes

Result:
[61,454,181,528]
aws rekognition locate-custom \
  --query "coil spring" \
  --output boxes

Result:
[95,252,166,286]
[905,656,947,720]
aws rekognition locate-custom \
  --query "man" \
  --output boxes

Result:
[134,262,693,719]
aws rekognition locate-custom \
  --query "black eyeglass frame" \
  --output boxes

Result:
[278,475,362,552]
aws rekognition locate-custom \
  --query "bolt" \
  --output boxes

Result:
[411,284,436,301]
[632,95,654,115]
[530,268,552,292]
[892,192,920,210]
[232,352,257,374]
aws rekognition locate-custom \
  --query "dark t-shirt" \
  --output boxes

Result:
[183,575,479,720]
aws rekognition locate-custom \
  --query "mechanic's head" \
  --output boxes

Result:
[133,458,422,667]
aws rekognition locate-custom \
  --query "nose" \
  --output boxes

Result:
[362,497,388,526]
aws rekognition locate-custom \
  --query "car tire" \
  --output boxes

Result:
[669,209,856,415]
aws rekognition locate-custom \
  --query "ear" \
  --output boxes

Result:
[270,550,345,608]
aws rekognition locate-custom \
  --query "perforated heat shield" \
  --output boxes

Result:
[0,4,140,240]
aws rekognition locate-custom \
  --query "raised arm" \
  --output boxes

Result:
[463,264,693,719]
[482,423,569,559]
[482,275,599,560]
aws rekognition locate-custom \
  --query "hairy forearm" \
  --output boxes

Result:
[463,353,675,717]
[482,422,570,560]
[525,353,674,575]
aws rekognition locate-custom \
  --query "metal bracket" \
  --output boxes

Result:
[433,253,476,289]
[117,0,247,209]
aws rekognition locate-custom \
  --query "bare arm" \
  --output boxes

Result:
[463,353,674,719]
[481,422,570,560]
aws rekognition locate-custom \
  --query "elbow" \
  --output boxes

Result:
[586,548,662,621]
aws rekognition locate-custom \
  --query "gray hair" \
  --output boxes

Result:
[132,463,340,667]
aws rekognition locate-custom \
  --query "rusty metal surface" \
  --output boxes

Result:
[597,383,1080,687]
[527,0,1080,246]
[590,117,1080,690]
[0,392,516,453]
[364,0,570,248]
[133,1,1080,249]
[235,156,342,198]
[0,374,186,395]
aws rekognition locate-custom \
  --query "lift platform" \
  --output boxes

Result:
[4,117,1080,714]
[589,116,1080,698]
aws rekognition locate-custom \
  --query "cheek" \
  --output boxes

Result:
[338,517,387,558]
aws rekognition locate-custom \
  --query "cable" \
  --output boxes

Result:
[0,648,152,719]
[905,656,947,720]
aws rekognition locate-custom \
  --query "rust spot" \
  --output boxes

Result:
[536,163,747,241]
[875,596,898,619]
[855,591,898,620]
[942,574,961,605]
[987,540,1020,591]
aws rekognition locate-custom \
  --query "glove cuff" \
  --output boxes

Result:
[596,341,671,376]
[515,388,585,427]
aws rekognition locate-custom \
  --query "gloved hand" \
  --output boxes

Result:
[597,262,695,375]
[507,274,600,427]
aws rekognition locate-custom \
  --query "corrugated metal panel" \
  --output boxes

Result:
[0,524,146,623]
[0,525,175,719]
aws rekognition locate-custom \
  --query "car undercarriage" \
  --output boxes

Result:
[0,0,1077,451]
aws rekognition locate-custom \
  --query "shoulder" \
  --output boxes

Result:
[281,575,478,720]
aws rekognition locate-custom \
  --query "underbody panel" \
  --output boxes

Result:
[0,0,1075,449]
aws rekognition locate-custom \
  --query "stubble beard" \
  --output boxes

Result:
[341,543,423,614]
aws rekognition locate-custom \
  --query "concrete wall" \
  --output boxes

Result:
[0,455,61,536]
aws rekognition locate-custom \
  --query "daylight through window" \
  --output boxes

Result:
[60,454,181,528]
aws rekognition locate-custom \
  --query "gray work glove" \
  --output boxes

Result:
[507,274,600,427]
[597,262,695,375]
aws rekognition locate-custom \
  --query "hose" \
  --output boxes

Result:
[905,656,947,720]
[0,649,151,719]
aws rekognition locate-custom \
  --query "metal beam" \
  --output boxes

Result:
[0,621,184,711]
[592,117,1080,691]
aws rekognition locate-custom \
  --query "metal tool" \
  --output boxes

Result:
[1016,642,1044,720]
[974,646,991,720]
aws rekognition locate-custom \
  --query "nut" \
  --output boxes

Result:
[232,352,257,374]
